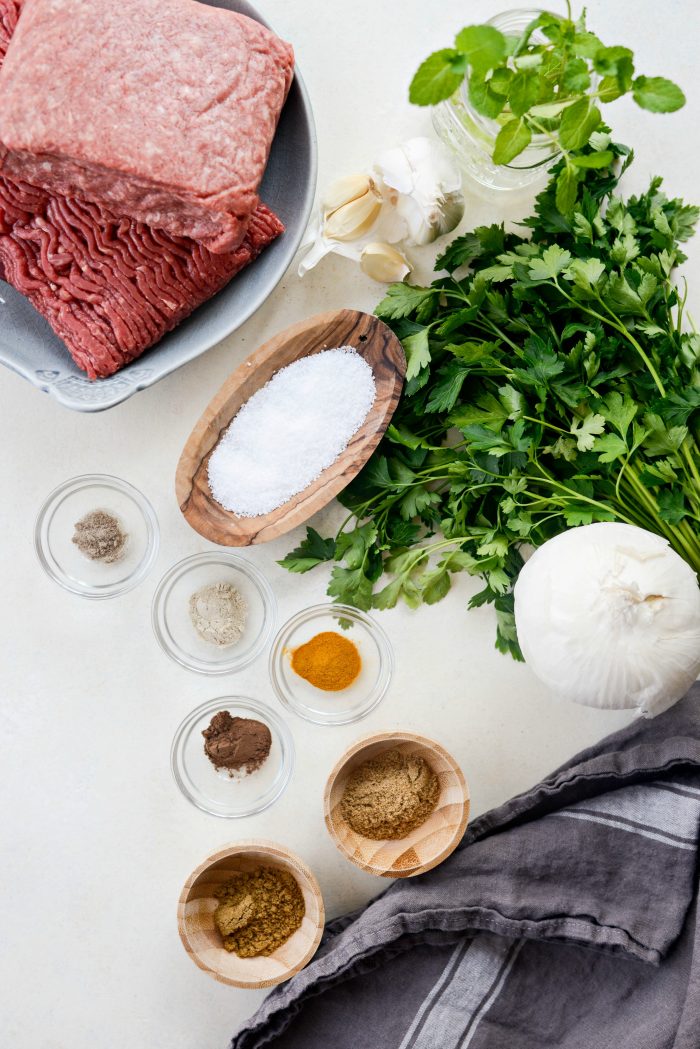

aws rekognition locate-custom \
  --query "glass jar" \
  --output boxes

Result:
[432,9,560,192]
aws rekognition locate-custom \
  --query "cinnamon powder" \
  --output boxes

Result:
[202,711,271,775]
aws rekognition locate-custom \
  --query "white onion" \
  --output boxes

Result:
[514,522,700,717]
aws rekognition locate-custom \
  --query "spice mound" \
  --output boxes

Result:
[340,748,440,840]
[72,509,127,563]
[213,866,305,957]
[189,582,247,646]
[202,711,271,775]
[291,631,361,691]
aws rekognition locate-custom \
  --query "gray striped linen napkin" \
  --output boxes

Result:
[231,686,700,1049]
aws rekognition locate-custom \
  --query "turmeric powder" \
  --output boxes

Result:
[291,631,361,691]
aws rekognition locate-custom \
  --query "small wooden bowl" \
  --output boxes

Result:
[175,308,405,546]
[324,732,469,879]
[177,840,324,988]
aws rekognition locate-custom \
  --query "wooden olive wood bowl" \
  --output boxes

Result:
[324,732,469,879]
[177,840,324,988]
[175,308,406,546]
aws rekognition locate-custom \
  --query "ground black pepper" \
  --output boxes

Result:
[72,509,127,563]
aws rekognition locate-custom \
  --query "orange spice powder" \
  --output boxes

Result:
[290,631,361,691]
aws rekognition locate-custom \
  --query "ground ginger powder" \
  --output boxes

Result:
[213,866,305,957]
[291,630,361,691]
[340,748,440,840]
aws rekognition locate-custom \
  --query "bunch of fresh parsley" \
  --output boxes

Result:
[280,137,700,659]
[409,6,684,214]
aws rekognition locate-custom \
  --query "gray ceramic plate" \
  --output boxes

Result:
[0,0,316,412]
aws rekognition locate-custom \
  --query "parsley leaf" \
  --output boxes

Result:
[375,284,436,321]
[402,328,432,381]
[278,527,335,573]
[571,413,606,450]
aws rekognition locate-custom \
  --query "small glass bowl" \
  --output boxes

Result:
[171,696,294,818]
[152,552,276,674]
[34,474,159,599]
[269,603,393,726]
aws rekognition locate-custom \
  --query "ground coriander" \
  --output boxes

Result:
[341,748,440,840]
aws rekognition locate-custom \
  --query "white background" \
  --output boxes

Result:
[1,1,697,1046]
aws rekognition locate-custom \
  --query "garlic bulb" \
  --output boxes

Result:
[374,137,464,246]
[514,523,700,718]
[360,242,412,283]
[322,174,382,242]
[298,136,465,276]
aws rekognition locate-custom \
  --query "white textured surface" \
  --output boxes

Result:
[0,2,697,1047]
[208,348,375,515]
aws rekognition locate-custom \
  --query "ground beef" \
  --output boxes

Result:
[0,3,284,380]
[0,178,284,378]
[0,0,20,42]
[0,0,294,252]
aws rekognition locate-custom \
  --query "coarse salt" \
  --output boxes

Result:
[208,347,376,517]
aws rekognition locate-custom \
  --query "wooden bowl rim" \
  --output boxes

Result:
[323,731,470,879]
[177,839,325,988]
[175,307,406,546]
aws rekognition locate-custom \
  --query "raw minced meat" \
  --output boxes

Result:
[0,178,284,379]
[0,5,285,380]
[0,0,294,252]
[0,0,20,41]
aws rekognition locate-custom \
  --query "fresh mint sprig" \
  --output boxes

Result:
[409,7,684,211]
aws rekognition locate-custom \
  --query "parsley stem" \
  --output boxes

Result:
[620,468,700,566]
[681,438,700,491]
[531,461,639,525]
[552,280,667,396]
[594,294,666,396]
[522,415,569,435]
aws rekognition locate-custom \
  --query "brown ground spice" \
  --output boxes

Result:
[72,509,127,563]
[202,711,271,775]
[213,866,305,957]
[340,748,440,840]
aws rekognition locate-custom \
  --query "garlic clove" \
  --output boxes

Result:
[322,173,374,214]
[323,181,382,242]
[360,242,412,283]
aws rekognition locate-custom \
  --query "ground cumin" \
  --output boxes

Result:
[291,630,361,691]
[213,866,305,957]
[340,748,440,840]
